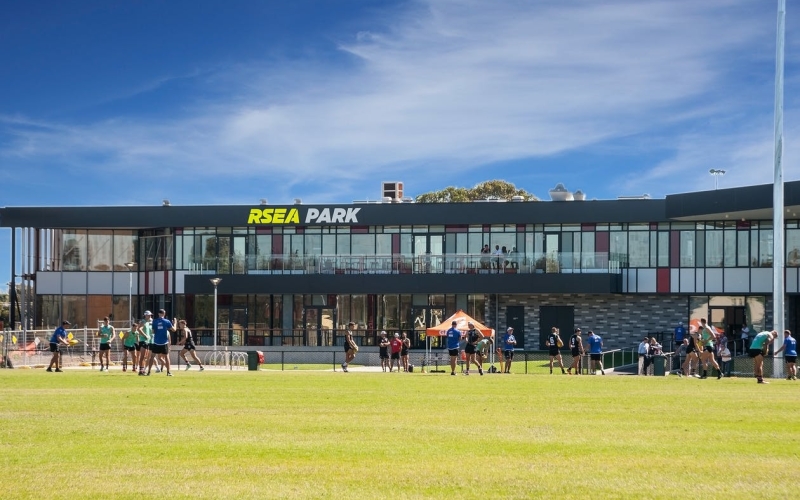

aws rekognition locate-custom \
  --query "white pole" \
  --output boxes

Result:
[773,0,786,379]
[213,284,218,351]
[128,271,132,323]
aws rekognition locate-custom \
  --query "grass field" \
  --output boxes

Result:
[0,369,797,500]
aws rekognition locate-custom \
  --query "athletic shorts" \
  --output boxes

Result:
[124,345,136,352]
[151,344,168,355]
[343,344,350,353]
[703,346,714,353]
[571,348,581,357]
[183,342,196,351]
[786,356,797,363]
[147,344,154,351]
[549,347,560,357]
[448,349,459,357]
[464,344,476,354]
[747,349,763,358]
[49,342,60,353]
[401,348,408,356]
[137,341,147,350]
[379,353,389,360]
[590,353,602,361]
[391,352,400,360]
[99,343,111,351]
[503,350,514,361]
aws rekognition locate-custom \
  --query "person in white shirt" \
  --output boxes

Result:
[638,337,650,375]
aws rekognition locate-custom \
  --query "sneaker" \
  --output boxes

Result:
[199,366,205,371]
[479,368,484,376]
[46,367,52,372]
[55,368,63,372]
[166,372,173,377]
[185,364,191,371]
[601,370,605,375]
[567,368,572,375]
[451,372,456,376]
[561,368,566,374]
[138,372,144,376]
[464,371,469,375]
[717,372,722,380]
[758,379,769,384]
[155,367,161,373]
[341,363,346,371]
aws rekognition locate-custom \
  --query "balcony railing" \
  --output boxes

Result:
[187,252,622,276]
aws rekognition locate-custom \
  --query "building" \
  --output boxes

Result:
[3,181,800,351]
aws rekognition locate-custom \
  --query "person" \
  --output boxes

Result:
[96,316,115,372]
[586,330,605,375]
[682,332,701,377]
[480,244,491,269]
[774,329,797,381]
[47,320,71,372]
[146,309,175,376]
[740,325,750,354]
[501,327,516,373]
[638,336,650,376]
[567,328,584,375]
[719,344,732,378]
[138,311,157,375]
[464,322,484,375]
[545,327,566,374]
[697,318,722,380]
[444,320,462,376]
[400,332,411,372]
[674,322,686,352]
[341,321,358,373]
[121,322,138,372]
[505,246,519,269]
[378,331,390,372]
[492,244,503,270]
[177,319,204,371]
[748,330,777,384]
[716,330,729,373]
[389,333,402,372]
[475,336,493,370]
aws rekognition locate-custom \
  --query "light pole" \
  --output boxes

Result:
[709,169,726,190]
[210,277,222,351]
[124,262,135,323]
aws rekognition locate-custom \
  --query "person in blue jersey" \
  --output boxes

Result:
[500,327,517,374]
[47,320,71,372]
[585,330,605,375]
[96,316,115,372]
[674,322,686,352]
[444,320,463,376]
[774,330,797,381]
[146,309,175,376]
[748,330,776,384]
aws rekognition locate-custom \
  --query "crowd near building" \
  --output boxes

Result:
[3,181,800,353]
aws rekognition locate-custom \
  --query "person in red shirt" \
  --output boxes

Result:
[389,333,403,372]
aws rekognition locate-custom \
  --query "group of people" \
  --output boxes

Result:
[479,244,519,270]
[546,327,605,375]
[378,330,412,372]
[46,309,205,375]
[637,336,663,375]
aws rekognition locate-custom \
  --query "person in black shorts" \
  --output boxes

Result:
[177,319,205,371]
[378,331,390,372]
[683,333,701,377]
[567,328,584,375]
[401,332,411,372]
[546,327,567,374]
[341,322,358,372]
[464,322,484,375]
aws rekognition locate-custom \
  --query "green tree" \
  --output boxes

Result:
[415,180,538,203]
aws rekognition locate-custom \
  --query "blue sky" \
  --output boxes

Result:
[1,0,798,285]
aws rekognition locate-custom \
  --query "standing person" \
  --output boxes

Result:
[774,330,797,381]
[47,321,71,372]
[740,325,750,354]
[545,327,566,374]
[748,330,777,384]
[464,321,484,375]
[136,317,150,375]
[683,333,701,377]
[638,336,650,376]
[697,318,722,380]
[400,332,411,372]
[147,309,174,376]
[379,331,390,372]
[674,322,686,353]
[586,330,605,375]
[567,328,584,375]
[121,322,138,372]
[96,317,115,372]
[389,333,402,372]
[501,327,517,374]
[177,319,204,371]
[341,321,358,373]
[445,320,462,376]
[138,311,157,375]
[716,330,729,373]
[719,344,733,378]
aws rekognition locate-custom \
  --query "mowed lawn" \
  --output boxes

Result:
[0,369,797,500]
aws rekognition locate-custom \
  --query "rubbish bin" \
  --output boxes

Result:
[247,351,263,371]
[652,354,666,376]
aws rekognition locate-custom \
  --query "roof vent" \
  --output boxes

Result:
[401,196,415,203]
[293,198,302,205]
[573,190,586,201]
[548,183,573,201]
[260,198,268,205]
[381,197,392,203]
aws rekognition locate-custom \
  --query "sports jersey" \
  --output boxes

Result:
[569,334,582,351]
[390,338,402,354]
[502,333,516,351]
[98,325,114,344]
[445,327,461,350]
[50,326,67,344]
[700,326,716,347]
[123,329,138,347]
[750,332,772,350]
[547,333,560,347]
[783,336,797,356]
[587,335,602,354]
[152,317,173,345]
[138,321,153,343]
[674,325,686,343]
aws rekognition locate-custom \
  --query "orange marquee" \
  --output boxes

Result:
[425,310,494,337]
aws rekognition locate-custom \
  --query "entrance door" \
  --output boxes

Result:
[538,306,573,350]
[709,305,745,345]
[410,306,446,348]
[505,306,525,349]
[230,307,247,346]
[304,306,337,346]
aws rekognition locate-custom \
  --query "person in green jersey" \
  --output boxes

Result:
[748,330,776,384]
[120,322,138,372]
[96,317,115,372]
[137,311,155,375]
[697,318,722,380]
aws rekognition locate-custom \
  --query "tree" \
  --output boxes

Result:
[415,180,539,203]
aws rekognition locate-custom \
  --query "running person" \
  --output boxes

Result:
[683,333,701,377]
[567,328,584,375]
[444,321,462,376]
[177,319,204,371]
[96,317,115,372]
[546,327,566,374]
[379,331,390,372]
[749,330,777,384]
[586,330,605,375]
[147,309,175,376]
[341,321,358,372]
[121,322,138,372]
[400,332,411,372]
[47,321,71,372]
[774,330,797,381]
[464,322,484,375]
[501,327,516,374]
[697,318,722,379]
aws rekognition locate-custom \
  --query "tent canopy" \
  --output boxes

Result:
[425,310,494,337]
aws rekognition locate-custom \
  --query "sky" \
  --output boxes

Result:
[1,0,798,285]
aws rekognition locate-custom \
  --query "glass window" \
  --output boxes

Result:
[113,231,137,271]
[705,230,723,267]
[680,231,695,267]
[724,230,736,267]
[758,229,773,267]
[738,231,749,267]
[610,231,627,267]
[787,229,800,267]
[629,232,649,267]
[352,234,374,255]
[657,231,669,267]
[62,230,87,271]
[337,234,351,255]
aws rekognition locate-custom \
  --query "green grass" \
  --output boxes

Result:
[0,369,798,499]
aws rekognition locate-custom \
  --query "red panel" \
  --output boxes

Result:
[596,232,609,253]
[163,271,169,295]
[272,235,283,255]
[657,268,670,293]
[581,223,595,231]
[392,234,400,253]
[670,231,679,267]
